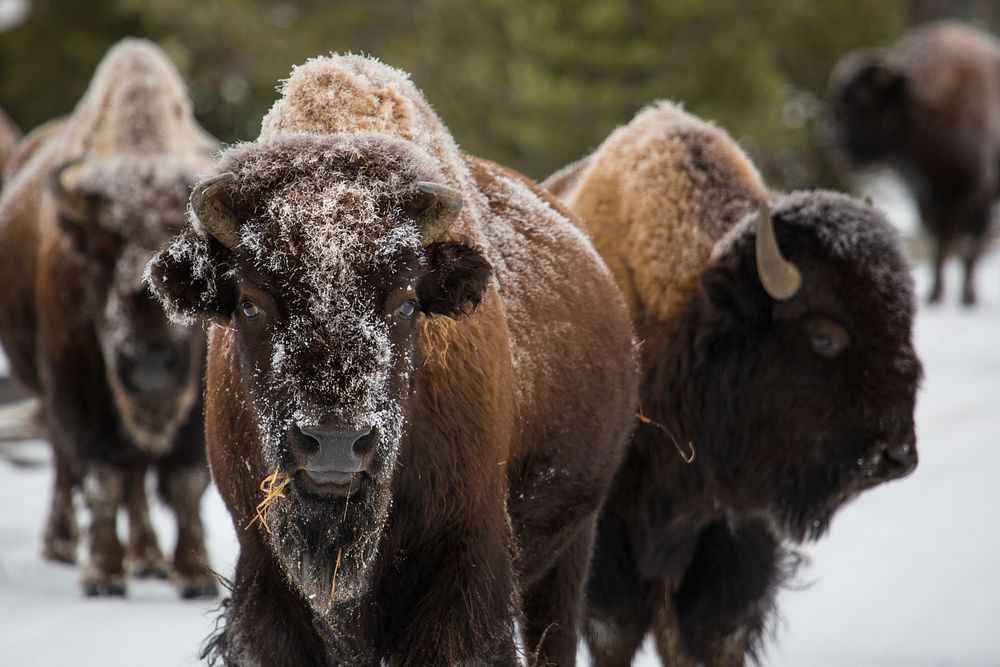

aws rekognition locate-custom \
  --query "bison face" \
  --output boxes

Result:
[700,194,921,541]
[49,157,205,455]
[147,136,491,606]
[824,52,907,167]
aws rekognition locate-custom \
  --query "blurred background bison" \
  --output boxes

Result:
[826,21,1000,305]
[0,38,218,598]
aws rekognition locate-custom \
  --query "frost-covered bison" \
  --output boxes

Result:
[827,21,1000,305]
[0,106,20,186]
[147,55,637,665]
[546,102,922,666]
[0,39,218,597]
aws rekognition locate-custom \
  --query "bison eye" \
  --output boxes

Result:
[241,300,261,320]
[812,333,836,352]
[395,300,418,320]
[805,317,849,358]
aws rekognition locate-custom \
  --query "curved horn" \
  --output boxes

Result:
[48,159,90,223]
[190,172,239,250]
[755,202,802,301]
[413,181,463,245]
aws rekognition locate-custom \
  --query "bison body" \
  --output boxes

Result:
[149,55,637,665]
[546,102,922,665]
[0,39,218,597]
[827,21,1000,305]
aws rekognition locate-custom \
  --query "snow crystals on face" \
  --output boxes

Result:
[77,155,195,243]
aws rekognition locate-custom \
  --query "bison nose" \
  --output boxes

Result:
[119,346,183,396]
[883,439,918,480]
[298,424,375,475]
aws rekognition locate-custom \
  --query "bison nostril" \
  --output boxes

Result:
[352,427,377,456]
[883,440,918,478]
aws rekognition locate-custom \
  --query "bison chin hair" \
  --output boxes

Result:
[265,474,395,613]
[775,462,863,542]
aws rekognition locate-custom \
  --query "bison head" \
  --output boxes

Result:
[824,51,908,167]
[146,134,491,606]
[695,192,921,541]
[48,156,205,455]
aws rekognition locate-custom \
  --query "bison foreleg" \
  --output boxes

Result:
[159,461,217,598]
[42,450,78,564]
[662,518,788,667]
[522,518,594,666]
[81,462,127,596]
[929,235,950,304]
[959,220,989,306]
[583,539,653,666]
[393,531,520,666]
[123,465,169,579]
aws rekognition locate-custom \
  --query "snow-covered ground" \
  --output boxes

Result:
[1,249,998,666]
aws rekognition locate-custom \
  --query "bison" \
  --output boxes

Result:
[826,20,1000,305]
[0,106,20,187]
[545,101,922,666]
[0,39,219,597]
[147,55,638,665]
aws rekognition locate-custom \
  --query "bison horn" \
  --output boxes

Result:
[190,172,240,250]
[755,202,802,301]
[48,159,90,223]
[412,181,463,245]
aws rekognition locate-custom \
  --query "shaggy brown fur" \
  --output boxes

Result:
[0,107,21,187]
[0,38,218,598]
[827,20,1000,305]
[546,101,922,666]
[149,55,638,666]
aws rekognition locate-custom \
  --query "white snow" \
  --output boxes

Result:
[1,249,998,666]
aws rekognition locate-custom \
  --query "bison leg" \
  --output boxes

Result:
[42,450,79,564]
[661,519,787,667]
[123,465,168,579]
[393,529,520,666]
[81,462,127,596]
[522,519,594,666]
[928,236,950,304]
[583,516,654,667]
[959,214,989,306]
[159,461,217,598]
[651,604,701,667]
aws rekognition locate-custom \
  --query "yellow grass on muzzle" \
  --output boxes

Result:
[245,468,292,533]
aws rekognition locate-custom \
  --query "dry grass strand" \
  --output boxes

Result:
[245,469,291,533]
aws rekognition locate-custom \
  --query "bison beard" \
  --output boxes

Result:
[267,467,389,609]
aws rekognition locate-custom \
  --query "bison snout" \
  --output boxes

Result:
[882,439,918,480]
[117,345,189,397]
[292,422,377,484]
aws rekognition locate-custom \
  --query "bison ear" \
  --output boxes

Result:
[700,260,761,325]
[145,229,235,324]
[416,241,492,318]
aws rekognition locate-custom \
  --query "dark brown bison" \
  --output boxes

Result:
[0,39,218,597]
[147,55,637,665]
[826,20,1000,305]
[545,102,922,666]
[0,106,21,187]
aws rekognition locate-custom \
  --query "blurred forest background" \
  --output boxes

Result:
[1,0,998,189]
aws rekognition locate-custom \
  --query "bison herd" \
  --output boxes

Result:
[3,20,992,667]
